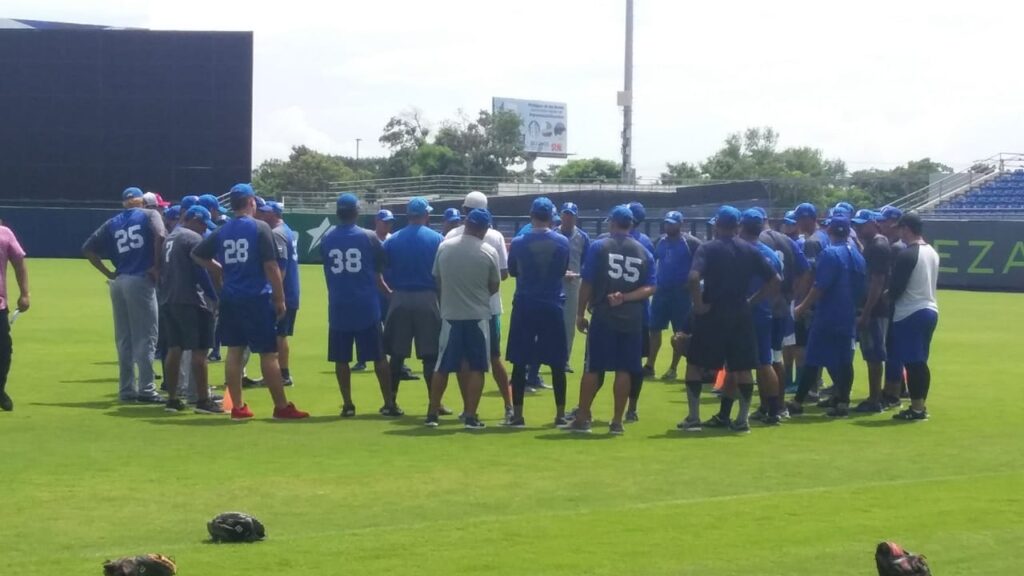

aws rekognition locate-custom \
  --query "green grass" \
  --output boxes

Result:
[1,259,1022,575]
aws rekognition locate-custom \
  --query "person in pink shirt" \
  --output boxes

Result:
[0,225,30,411]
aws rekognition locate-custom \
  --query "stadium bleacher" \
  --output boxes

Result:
[933,169,1024,216]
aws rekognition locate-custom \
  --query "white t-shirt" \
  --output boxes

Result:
[446,225,508,315]
[433,235,500,321]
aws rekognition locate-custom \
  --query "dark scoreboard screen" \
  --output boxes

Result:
[0,28,253,203]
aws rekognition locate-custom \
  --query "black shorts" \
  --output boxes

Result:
[276,308,298,337]
[686,305,758,372]
[159,304,214,351]
[794,315,811,347]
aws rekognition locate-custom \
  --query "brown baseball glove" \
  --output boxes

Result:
[102,553,177,576]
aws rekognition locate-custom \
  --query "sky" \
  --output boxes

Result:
[8,0,1024,179]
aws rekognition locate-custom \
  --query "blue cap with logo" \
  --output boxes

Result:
[443,207,462,223]
[560,202,579,216]
[752,206,768,219]
[530,196,556,219]
[337,193,359,210]
[263,201,284,216]
[376,209,394,222]
[229,183,254,199]
[181,195,199,210]
[794,202,817,219]
[407,197,433,216]
[609,205,635,227]
[663,210,683,225]
[466,208,491,227]
[198,194,222,213]
[851,209,881,225]
[741,208,765,227]
[254,196,267,210]
[828,214,851,234]
[835,201,855,215]
[880,205,903,221]
[712,205,742,227]
[628,201,646,224]
[185,205,217,230]
[783,210,797,225]
[164,205,181,221]
[122,187,143,200]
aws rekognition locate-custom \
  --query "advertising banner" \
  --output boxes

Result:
[492,97,567,158]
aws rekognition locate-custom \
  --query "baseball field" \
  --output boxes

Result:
[1,259,1021,575]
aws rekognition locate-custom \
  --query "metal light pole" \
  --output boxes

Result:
[620,0,634,184]
[355,138,362,161]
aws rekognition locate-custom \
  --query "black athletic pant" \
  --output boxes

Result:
[390,355,437,403]
[0,310,12,395]
[512,364,566,407]
[905,362,930,401]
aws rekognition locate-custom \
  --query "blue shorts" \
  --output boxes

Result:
[276,308,298,337]
[754,312,773,367]
[805,325,855,371]
[328,324,385,364]
[890,309,938,365]
[772,313,795,353]
[583,317,643,374]
[858,317,888,363]
[489,315,502,358]
[507,304,568,368]
[219,296,278,354]
[436,319,490,374]
[650,287,691,332]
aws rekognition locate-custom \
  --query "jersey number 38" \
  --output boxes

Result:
[328,248,363,274]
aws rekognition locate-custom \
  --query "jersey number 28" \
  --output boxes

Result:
[608,253,643,282]
[328,248,363,273]
[224,239,250,264]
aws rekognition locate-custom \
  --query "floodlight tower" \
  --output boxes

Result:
[620,0,634,184]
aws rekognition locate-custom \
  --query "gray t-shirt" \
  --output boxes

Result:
[158,227,212,310]
[559,225,590,274]
[271,224,289,261]
[433,234,500,321]
[446,225,508,315]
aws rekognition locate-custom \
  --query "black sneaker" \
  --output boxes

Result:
[242,376,263,388]
[282,377,294,387]
[825,405,849,418]
[641,366,656,378]
[400,366,418,381]
[749,406,767,422]
[424,413,440,427]
[564,407,579,423]
[379,405,404,417]
[164,398,188,413]
[817,396,837,409]
[340,405,356,418]
[504,416,526,428]
[806,390,820,403]
[881,396,902,411]
[438,405,454,416]
[702,414,731,428]
[529,376,551,390]
[625,410,639,423]
[208,351,222,362]
[609,422,625,435]
[892,408,928,421]
[136,394,166,405]
[785,401,805,415]
[193,399,225,414]
[463,416,486,430]
[553,416,569,428]
[763,414,782,426]
[853,400,883,414]
[819,385,834,397]
[730,420,751,434]
[351,361,367,372]
[564,366,574,374]
[566,419,592,434]
[0,391,13,412]
[676,417,702,432]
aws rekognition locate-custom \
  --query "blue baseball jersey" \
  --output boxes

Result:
[653,235,695,288]
[383,224,443,292]
[748,241,783,318]
[581,234,656,332]
[274,222,301,309]
[321,224,385,332]
[508,229,570,308]
[193,216,276,300]
[84,208,165,277]
[812,242,867,337]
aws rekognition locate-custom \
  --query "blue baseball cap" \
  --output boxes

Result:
[794,203,817,219]
[851,209,882,225]
[254,196,268,210]
[122,187,143,200]
[466,208,491,227]
[828,215,851,234]
[752,206,768,219]
[530,197,556,219]
[407,197,433,216]
[553,211,562,225]
[740,208,765,227]
[229,183,254,199]
[337,193,359,210]
[663,210,683,225]
[263,201,284,216]
[835,201,855,215]
[783,210,797,225]
[560,202,579,216]
[198,194,222,213]
[164,205,181,221]
[180,195,199,210]
[713,205,742,227]
[376,209,394,222]
[831,204,853,218]
[184,206,217,230]
[608,205,635,227]
[443,207,462,223]
[628,201,646,224]
[880,205,903,221]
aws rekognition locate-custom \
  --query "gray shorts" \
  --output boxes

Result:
[384,291,441,359]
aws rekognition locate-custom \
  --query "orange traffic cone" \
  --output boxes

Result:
[713,369,726,391]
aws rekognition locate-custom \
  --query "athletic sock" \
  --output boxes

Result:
[389,356,404,401]
[422,356,437,394]
[737,383,754,425]
[281,368,291,380]
[685,381,702,421]
[511,364,526,408]
[551,367,567,409]
[717,396,734,420]
[628,372,643,403]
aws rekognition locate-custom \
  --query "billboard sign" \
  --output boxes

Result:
[492,97,567,158]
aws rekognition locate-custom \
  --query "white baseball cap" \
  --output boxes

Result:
[463,191,488,210]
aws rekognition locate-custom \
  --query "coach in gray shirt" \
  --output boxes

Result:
[558,202,590,371]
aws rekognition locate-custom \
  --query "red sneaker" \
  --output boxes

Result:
[231,404,254,420]
[273,402,310,420]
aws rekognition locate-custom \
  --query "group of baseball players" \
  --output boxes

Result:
[81,185,941,433]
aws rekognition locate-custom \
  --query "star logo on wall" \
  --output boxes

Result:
[306,218,335,254]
